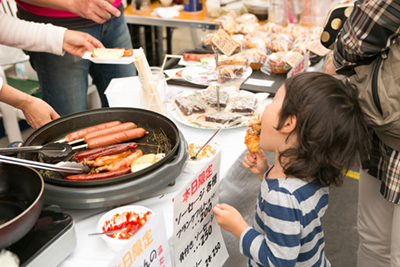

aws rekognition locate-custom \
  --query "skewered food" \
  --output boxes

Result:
[244,116,261,153]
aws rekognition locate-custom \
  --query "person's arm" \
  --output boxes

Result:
[18,0,121,24]
[0,78,60,129]
[0,13,104,57]
[333,0,400,76]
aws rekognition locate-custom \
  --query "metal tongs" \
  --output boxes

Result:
[0,154,88,176]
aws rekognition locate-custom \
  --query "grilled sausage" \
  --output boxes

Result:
[86,128,147,149]
[95,149,143,173]
[64,167,131,181]
[65,121,121,142]
[74,142,138,160]
[83,150,132,167]
[83,122,137,141]
[182,53,216,62]
[114,47,134,57]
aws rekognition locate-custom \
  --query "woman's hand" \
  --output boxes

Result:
[213,203,249,239]
[68,0,121,24]
[20,96,60,129]
[62,30,104,57]
[242,151,269,181]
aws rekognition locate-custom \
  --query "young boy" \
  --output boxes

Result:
[213,72,370,266]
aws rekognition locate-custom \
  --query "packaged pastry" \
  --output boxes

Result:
[243,48,267,70]
[235,13,259,24]
[215,65,247,84]
[292,43,307,55]
[230,92,257,114]
[245,30,270,39]
[216,15,237,35]
[291,25,307,39]
[263,51,292,74]
[237,22,260,35]
[198,86,230,109]
[175,95,207,116]
[217,52,249,66]
[260,22,283,33]
[202,33,214,50]
[268,37,291,52]
[205,111,242,125]
[242,37,268,52]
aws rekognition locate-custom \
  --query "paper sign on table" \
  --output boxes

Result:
[287,52,310,78]
[173,150,229,267]
[108,212,172,267]
[211,29,238,56]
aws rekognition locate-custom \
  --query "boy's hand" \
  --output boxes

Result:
[242,151,269,181]
[212,203,249,239]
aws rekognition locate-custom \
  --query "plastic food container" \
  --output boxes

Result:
[97,205,153,252]
[183,139,220,174]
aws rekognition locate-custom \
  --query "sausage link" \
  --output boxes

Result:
[83,122,137,141]
[64,167,131,181]
[182,53,215,62]
[65,121,121,142]
[74,142,138,160]
[86,128,147,149]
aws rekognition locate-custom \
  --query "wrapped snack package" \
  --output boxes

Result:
[260,22,283,34]
[268,36,292,52]
[262,51,292,75]
[197,85,232,109]
[243,48,267,70]
[229,91,258,114]
[237,22,260,35]
[216,15,238,35]
[217,52,249,66]
[235,13,259,24]
[242,36,268,53]
[215,65,247,83]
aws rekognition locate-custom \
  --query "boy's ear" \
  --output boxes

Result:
[279,115,296,134]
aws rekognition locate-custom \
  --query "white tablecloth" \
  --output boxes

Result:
[57,82,272,267]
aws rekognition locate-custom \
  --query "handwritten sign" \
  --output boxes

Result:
[287,51,310,78]
[211,29,238,56]
[307,39,331,56]
[108,212,172,267]
[173,150,228,267]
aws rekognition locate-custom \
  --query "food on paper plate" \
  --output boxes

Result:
[92,48,134,59]
[175,95,207,116]
[244,116,261,153]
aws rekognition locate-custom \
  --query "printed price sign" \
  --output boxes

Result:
[287,52,310,78]
[307,39,331,56]
[173,150,228,267]
[211,29,238,56]
[108,212,172,267]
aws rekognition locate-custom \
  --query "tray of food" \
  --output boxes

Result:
[170,85,268,129]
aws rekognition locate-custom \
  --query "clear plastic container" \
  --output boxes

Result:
[139,67,167,116]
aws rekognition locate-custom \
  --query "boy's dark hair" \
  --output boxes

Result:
[277,72,370,186]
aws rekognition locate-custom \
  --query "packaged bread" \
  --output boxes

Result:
[263,51,292,74]
[205,111,242,125]
[292,43,307,55]
[237,22,260,35]
[217,52,249,66]
[242,37,268,52]
[245,30,270,39]
[175,95,207,116]
[268,38,291,52]
[260,22,283,33]
[230,92,257,114]
[235,13,259,24]
[199,86,230,109]
[216,15,237,35]
[243,48,267,70]
[215,65,247,83]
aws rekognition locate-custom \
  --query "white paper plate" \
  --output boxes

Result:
[181,64,252,86]
[82,50,136,64]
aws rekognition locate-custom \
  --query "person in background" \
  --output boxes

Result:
[324,0,400,266]
[213,72,370,267]
[14,0,136,116]
[0,11,104,128]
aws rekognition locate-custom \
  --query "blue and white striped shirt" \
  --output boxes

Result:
[240,168,331,267]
